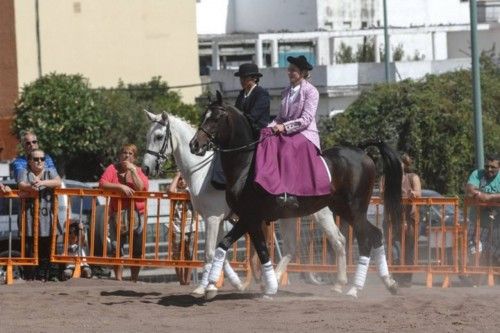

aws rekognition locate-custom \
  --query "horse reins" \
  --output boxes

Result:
[198,125,273,153]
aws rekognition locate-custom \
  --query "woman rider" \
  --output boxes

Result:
[255,55,330,208]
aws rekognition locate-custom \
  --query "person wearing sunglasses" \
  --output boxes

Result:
[11,130,56,179]
[466,153,500,277]
[17,148,62,281]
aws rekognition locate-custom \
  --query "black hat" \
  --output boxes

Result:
[287,55,313,71]
[234,63,262,78]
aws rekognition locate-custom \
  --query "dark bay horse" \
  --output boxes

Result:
[189,92,402,299]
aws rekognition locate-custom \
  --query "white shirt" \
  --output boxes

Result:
[244,84,257,99]
[288,84,301,103]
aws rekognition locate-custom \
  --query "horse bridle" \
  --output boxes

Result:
[145,120,174,173]
[197,124,270,153]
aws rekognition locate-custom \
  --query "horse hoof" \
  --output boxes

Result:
[262,294,274,300]
[205,284,218,301]
[383,276,398,295]
[234,282,246,292]
[191,285,206,296]
[345,286,359,299]
[331,283,343,294]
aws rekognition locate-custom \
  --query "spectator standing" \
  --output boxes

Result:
[466,154,500,267]
[99,144,149,282]
[169,171,196,285]
[381,153,422,287]
[17,149,62,281]
[12,131,56,179]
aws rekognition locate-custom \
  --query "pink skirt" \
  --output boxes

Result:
[254,128,331,196]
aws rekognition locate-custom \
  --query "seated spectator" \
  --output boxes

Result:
[63,221,92,280]
[12,130,56,179]
[17,149,61,281]
[169,171,196,285]
[99,144,149,282]
[466,153,500,268]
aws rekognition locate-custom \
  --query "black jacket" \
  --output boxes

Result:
[235,85,270,138]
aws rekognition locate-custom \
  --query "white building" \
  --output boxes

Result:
[197,0,499,68]
[197,0,472,34]
[196,0,500,117]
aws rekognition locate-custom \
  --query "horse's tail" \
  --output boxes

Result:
[358,140,402,225]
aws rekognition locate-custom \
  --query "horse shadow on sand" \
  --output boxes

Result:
[157,290,315,308]
[99,289,315,308]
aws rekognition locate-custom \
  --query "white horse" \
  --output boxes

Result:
[142,111,347,293]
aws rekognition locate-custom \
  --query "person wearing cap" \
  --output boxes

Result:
[254,55,330,208]
[212,63,271,190]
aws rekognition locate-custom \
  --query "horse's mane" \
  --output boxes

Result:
[167,113,197,132]
[224,104,253,128]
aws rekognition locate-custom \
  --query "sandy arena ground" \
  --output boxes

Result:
[1,273,500,332]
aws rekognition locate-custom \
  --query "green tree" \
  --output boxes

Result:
[355,37,376,63]
[335,42,355,64]
[13,73,107,177]
[13,75,201,181]
[319,56,500,195]
[101,77,201,178]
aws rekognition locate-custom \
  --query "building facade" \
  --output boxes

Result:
[0,0,201,160]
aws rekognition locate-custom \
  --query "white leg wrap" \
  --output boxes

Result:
[262,261,278,295]
[223,260,243,290]
[208,248,226,284]
[353,256,370,289]
[199,263,212,287]
[192,263,212,295]
[372,245,389,278]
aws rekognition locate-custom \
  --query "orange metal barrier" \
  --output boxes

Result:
[269,196,463,288]
[49,188,252,282]
[0,190,40,284]
[463,200,500,286]
[5,187,499,290]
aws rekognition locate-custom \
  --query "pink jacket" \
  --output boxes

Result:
[269,79,321,149]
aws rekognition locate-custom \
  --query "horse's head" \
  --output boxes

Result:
[142,110,172,176]
[190,91,229,156]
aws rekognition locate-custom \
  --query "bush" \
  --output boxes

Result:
[13,73,107,178]
[13,74,201,181]
[319,56,500,195]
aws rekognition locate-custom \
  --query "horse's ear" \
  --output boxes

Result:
[144,109,159,122]
[216,90,223,105]
[161,111,168,122]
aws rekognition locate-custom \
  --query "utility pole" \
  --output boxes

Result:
[35,0,42,77]
[469,0,484,168]
[383,0,390,82]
